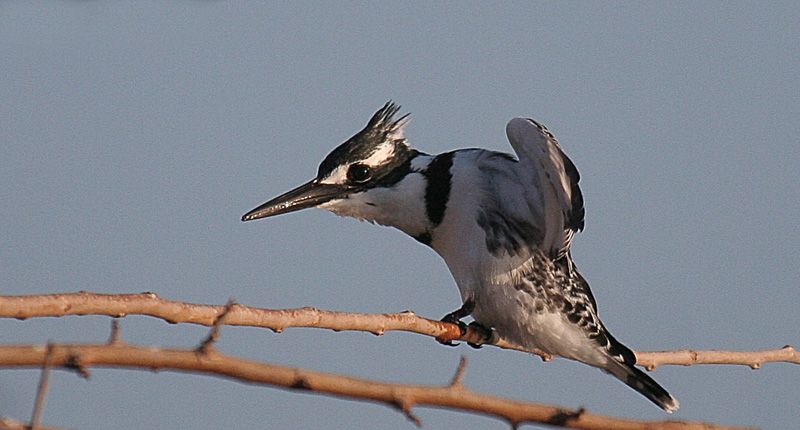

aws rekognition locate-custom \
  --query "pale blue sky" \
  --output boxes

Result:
[1,2,798,429]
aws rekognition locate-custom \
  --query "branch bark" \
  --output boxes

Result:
[0,417,65,430]
[1,292,796,369]
[0,342,753,430]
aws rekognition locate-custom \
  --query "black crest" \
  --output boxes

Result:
[317,101,413,180]
[363,101,410,141]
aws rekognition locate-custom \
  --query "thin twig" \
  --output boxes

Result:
[107,320,123,345]
[197,299,236,355]
[30,343,54,430]
[0,342,753,430]
[0,292,797,369]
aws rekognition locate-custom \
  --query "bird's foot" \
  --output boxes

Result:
[466,321,494,349]
[435,299,476,347]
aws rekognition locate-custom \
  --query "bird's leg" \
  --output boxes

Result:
[437,298,475,347]
[442,297,475,324]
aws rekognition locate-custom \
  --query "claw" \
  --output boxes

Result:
[466,321,494,349]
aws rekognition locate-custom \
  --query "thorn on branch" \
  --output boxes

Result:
[393,397,422,427]
[197,299,236,355]
[449,356,468,388]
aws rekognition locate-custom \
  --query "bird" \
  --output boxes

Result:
[241,102,679,413]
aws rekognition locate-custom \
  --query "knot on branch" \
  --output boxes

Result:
[546,407,586,427]
[64,352,91,379]
[290,376,312,390]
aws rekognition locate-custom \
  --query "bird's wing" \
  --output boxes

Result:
[505,118,585,260]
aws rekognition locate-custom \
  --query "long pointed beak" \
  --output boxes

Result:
[241,179,351,222]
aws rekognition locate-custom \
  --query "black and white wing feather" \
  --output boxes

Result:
[505,118,585,260]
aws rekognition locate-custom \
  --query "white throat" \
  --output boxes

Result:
[319,155,433,238]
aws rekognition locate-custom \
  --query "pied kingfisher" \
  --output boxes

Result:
[242,102,679,412]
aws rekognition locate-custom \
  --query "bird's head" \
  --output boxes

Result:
[242,102,422,223]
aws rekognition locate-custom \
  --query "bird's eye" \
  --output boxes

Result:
[347,163,372,183]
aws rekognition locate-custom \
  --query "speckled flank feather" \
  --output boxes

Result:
[473,250,678,413]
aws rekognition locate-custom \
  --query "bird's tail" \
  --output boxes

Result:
[603,337,680,413]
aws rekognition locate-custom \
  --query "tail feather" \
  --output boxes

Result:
[604,357,680,413]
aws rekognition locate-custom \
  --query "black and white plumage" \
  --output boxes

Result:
[242,102,679,413]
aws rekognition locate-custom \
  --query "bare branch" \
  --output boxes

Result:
[1,292,797,369]
[0,342,753,430]
[635,345,800,370]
